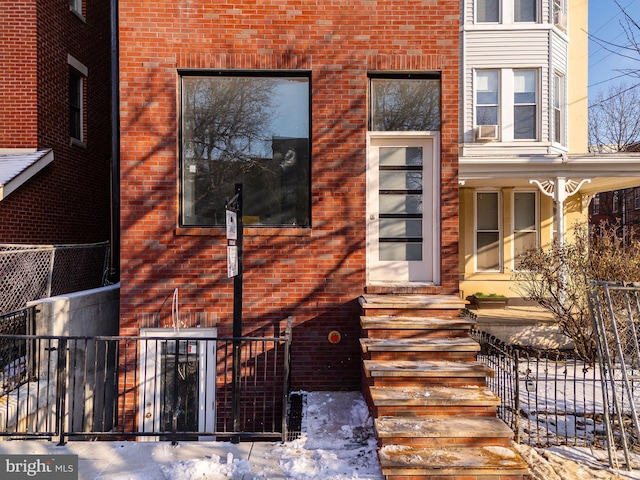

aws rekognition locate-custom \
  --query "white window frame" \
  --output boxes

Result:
[476,0,500,23]
[553,0,567,30]
[512,190,539,270]
[592,194,600,215]
[613,191,619,214]
[476,0,540,24]
[553,72,566,145]
[69,0,85,21]
[474,69,500,138]
[474,68,540,143]
[514,0,537,22]
[475,191,502,273]
[68,54,87,146]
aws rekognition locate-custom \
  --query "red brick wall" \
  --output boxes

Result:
[0,0,37,146]
[0,0,112,245]
[119,0,460,391]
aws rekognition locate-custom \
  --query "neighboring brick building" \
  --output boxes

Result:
[118,0,460,405]
[0,0,112,246]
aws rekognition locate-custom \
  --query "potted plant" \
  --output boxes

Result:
[467,292,508,309]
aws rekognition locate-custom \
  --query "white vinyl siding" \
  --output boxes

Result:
[462,29,564,146]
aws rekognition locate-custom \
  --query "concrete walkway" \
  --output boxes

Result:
[0,439,285,479]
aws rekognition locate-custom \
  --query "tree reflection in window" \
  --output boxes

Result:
[369,77,441,132]
[181,75,310,227]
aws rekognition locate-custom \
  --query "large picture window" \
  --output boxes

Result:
[369,75,441,131]
[180,73,311,227]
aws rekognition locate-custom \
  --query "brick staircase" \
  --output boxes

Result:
[360,294,529,480]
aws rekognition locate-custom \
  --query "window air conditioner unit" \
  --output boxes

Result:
[476,125,498,141]
[554,10,567,30]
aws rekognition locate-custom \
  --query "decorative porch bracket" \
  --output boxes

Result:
[529,177,591,247]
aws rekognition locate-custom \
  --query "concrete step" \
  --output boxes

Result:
[370,385,500,407]
[368,385,501,418]
[375,415,515,448]
[364,360,493,379]
[378,444,529,478]
[361,315,476,333]
[359,294,466,319]
[361,337,480,362]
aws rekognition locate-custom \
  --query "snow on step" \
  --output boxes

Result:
[370,385,501,407]
[360,337,480,353]
[360,294,466,309]
[378,445,529,476]
[375,415,514,439]
[360,315,476,330]
[364,360,493,378]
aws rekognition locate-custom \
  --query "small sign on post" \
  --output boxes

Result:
[226,209,238,278]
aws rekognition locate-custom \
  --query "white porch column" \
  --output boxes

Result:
[529,177,591,247]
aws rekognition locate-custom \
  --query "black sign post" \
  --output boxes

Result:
[225,183,243,441]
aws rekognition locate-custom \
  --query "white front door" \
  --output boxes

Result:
[367,134,440,284]
[138,328,216,441]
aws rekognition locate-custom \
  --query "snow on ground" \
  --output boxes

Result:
[160,390,640,480]
[162,391,383,480]
[4,390,640,478]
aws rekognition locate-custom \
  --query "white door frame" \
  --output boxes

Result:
[138,328,217,441]
[366,132,441,285]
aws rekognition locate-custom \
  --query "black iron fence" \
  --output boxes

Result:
[472,329,607,448]
[0,307,36,396]
[0,321,292,444]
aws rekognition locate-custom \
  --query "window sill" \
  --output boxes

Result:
[70,8,86,23]
[175,226,312,237]
[70,138,87,149]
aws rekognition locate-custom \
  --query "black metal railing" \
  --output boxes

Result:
[0,307,36,396]
[472,329,605,448]
[0,321,292,444]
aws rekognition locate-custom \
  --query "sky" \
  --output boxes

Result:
[588,0,640,102]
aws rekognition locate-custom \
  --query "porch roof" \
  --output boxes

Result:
[459,152,640,195]
[0,149,54,201]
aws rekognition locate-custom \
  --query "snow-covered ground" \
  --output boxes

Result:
[2,390,640,479]
[165,390,640,480]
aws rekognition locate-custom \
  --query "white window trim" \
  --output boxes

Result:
[512,190,539,270]
[475,190,503,273]
[474,68,540,143]
[69,0,86,22]
[553,72,566,146]
[476,0,540,25]
[68,54,88,146]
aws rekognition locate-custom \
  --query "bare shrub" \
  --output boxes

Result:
[513,222,640,362]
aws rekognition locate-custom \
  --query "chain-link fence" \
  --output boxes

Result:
[0,242,110,314]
